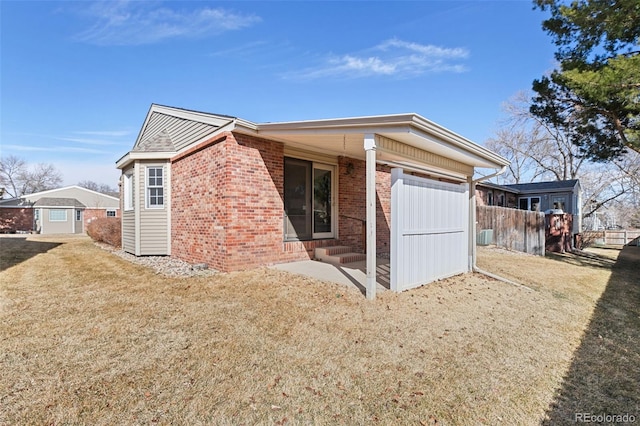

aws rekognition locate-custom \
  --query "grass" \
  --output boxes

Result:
[1,235,638,425]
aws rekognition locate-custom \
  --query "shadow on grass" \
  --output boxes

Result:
[542,246,640,424]
[0,237,63,272]
[545,250,616,270]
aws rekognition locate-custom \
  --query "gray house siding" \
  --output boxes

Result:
[138,161,169,255]
[121,161,170,256]
[122,165,137,254]
[517,190,576,213]
[41,208,74,234]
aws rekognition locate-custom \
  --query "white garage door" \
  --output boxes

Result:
[390,168,469,292]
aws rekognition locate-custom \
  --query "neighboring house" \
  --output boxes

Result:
[0,186,120,234]
[476,179,582,233]
[116,104,508,293]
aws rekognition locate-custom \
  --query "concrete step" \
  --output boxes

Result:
[315,246,352,257]
[315,246,367,264]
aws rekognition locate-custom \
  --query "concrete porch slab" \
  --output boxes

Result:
[271,258,390,295]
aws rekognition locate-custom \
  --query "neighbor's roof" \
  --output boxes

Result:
[503,179,580,193]
[33,198,86,208]
[117,103,510,171]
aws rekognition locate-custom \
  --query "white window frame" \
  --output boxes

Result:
[146,166,164,209]
[49,209,68,222]
[124,172,134,211]
[106,209,117,217]
[75,210,82,221]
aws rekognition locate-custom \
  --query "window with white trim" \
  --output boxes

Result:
[146,166,164,208]
[49,209,67,222]
[76,210,82,221]
[106,209,117,217]
[124,172,134,211]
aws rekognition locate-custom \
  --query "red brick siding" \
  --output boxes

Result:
[337,157,391,257]
[476,186,517,208]
[0,208,33,233]
[171,134,229,271]
[170,132,316,272]
[84,208,119,232]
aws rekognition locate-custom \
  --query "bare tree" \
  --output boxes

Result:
[489,91,587,183]
[78,180,118,195]
[0,155,62,198]
[489,92,639,229]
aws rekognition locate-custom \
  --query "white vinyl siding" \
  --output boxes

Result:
[121,166,137,254]
[139,111,231,151]
[391,169,469,292]
[122,210,136,253]
[138,161,169,255]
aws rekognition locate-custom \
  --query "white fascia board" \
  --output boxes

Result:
[149,104,238,127]
[116,151,175,169]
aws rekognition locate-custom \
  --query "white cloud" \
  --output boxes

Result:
[74,1,261,46]
[285,38,469,80]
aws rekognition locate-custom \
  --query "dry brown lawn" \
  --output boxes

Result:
[1,235,638,425]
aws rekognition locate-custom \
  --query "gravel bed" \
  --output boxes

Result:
[95,242,218,277]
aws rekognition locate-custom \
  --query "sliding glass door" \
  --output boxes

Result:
[284,158,334,240]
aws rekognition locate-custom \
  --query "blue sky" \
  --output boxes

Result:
[1,1,556,188]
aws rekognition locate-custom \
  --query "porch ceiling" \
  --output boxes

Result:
[254,114,508,171]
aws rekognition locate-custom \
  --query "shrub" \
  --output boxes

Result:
[87,217,121,248]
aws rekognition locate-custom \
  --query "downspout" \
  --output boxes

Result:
[469,167,532,291]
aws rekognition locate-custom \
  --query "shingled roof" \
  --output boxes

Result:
[33,197,86,208]
[133,130,176,152]
[502,179,579,193]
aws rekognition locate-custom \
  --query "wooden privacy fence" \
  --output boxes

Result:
[580,230,640,247]
[477,205,545,256]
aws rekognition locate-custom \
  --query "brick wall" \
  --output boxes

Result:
[0,208,34,233]
[171,132,316,272]
[337,157,391,257]
[84,208,120,232]
[170,133,399,271]
[171,134,229,270]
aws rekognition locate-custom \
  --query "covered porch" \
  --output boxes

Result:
[251,113,509,299]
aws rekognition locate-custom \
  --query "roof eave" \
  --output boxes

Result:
[116,151,176,169]
[256,113,509,170]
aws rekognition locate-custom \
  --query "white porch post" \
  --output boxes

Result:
[364,134,377,300]
[468,175,476,270]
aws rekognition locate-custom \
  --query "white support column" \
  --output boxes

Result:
[364,134,377,300]
[468,176,476,270]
